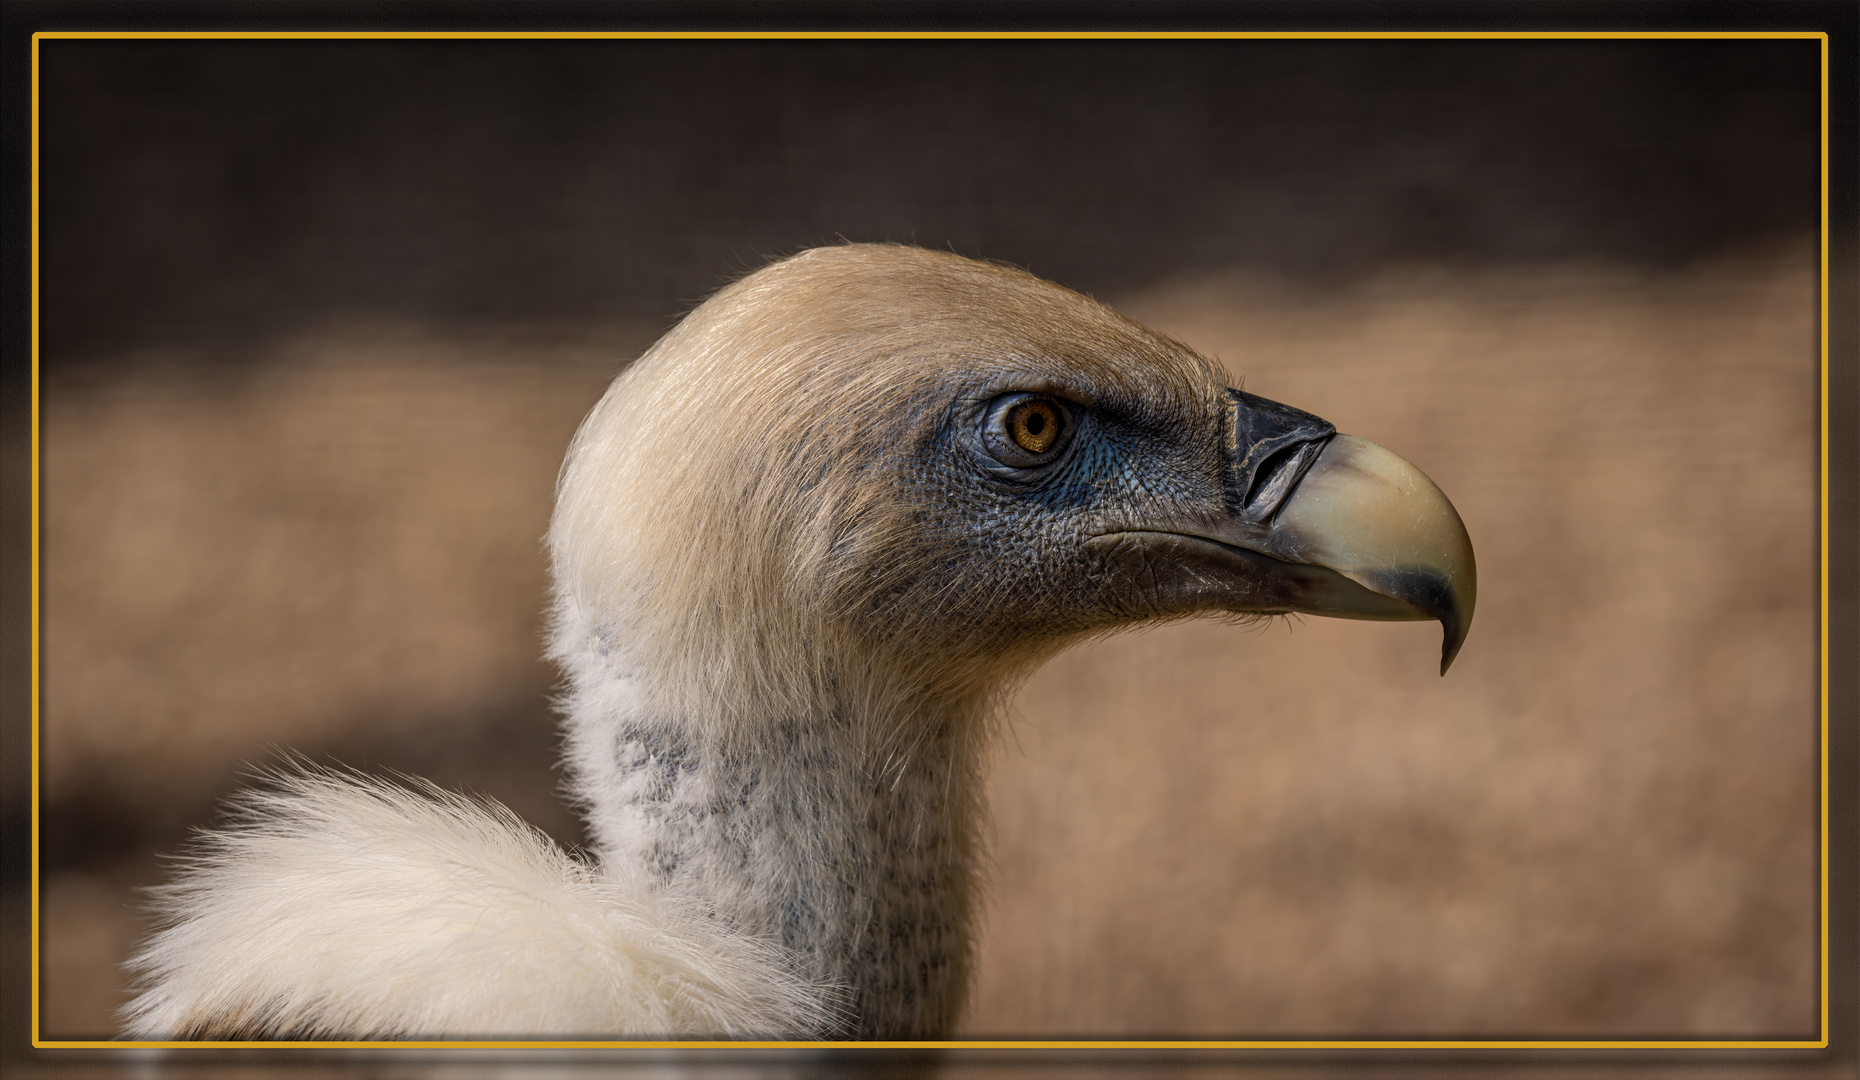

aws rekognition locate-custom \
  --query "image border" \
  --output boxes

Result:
[21,26,1840,1057]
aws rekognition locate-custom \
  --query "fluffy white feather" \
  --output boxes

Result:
[121,769,843,1039]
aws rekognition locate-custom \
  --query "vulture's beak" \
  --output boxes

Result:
[1211,389,1476,673]
[1098,390,1476,674]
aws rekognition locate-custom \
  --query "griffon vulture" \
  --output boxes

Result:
[121,244,1475,1041]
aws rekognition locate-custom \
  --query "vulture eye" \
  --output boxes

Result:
[981,393,1076,470]
[1010,399,1063,453]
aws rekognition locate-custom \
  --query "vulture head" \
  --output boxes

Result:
[552,243,1472,730]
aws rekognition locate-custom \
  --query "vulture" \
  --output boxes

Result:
[121,244,1475,1041]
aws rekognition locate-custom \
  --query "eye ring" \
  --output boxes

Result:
[981,393,1076,470]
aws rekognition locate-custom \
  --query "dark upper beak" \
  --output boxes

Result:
[1203,388,1477,673]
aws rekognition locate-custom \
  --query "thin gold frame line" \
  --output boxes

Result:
[1816,27,1832,1052]
[18,1033,1845,1040]
[29,21,44,1057]
[27,30,1832,40]
[29,27,1830,1055]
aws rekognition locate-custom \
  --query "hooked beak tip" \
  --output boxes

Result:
[1441,616,1468,675]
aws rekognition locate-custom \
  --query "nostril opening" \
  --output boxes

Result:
[1245,442,1306,507]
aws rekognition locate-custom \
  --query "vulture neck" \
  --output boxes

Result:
[561,644,990,1039]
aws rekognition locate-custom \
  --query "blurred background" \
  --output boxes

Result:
[27,37,1823,1043]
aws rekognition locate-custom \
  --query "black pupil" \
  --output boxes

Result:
[1026,411,1047,436]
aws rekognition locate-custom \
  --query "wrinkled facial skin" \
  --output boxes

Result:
[852,365,1239,661]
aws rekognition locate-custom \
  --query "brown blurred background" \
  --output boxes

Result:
[20,35,1828,1050]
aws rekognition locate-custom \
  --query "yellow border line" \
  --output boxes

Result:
[26,28,1834,1054]
[21,1033,1837,1040]
[29,26,43,1056]
[26,30,1832,40]
[1816,28,1831,1053]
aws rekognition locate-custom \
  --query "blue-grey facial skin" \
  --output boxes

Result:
[843,370,1240,661]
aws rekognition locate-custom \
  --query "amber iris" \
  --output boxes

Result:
[1008,398,1065,454]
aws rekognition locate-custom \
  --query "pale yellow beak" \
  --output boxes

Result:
[1262,434,1478,673]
